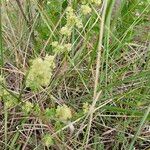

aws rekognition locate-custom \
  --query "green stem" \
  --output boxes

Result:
[129,104,150,150]
[104,0,115,92]
[0,0,3,69]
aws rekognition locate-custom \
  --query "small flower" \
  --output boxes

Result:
[52,41,72,53]
[60,26,72,36]
[81,4,92,15]
[51,41,59,47]
[22,101,34,113]
[2,90,18,108]
[0,76,18,108]
[75,17,83,28]
[52,41,61,53]
[91,0,101,5]
[66,6,74,14]
[83,102,90,114]
[60,6,83,37]
[64,43,72,52]
[56,104,72,121]
[42,134,54,147]
[5,99,16,108]
[44,55,55,69]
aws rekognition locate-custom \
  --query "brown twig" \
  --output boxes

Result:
[15,0,29,24]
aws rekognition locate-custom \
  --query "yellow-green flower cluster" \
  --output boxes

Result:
[90,0,101,5]
[60,6,83,36]
[22,101,34,113]
[81,0,101,15]
[56,104,72,121]
[51,41,72,53]
[0,76,18,108]
[3,91,18,108]
[82,0,101,5]
[83,102,90,114]
[42,134,54,147]
[60,26,72,37]
[66,6,83,28]
[81,4,92,15]
[26,55,55,91]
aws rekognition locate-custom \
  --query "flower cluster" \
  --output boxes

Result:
[51,41,72,54]
[60,6,83,36]
[91,0,101,5]
[83,102,90,114]
[3,91,18,108]
[82,0,101,5]
[26,55,55,91]
[80,0,101,15]
[0,75,18,108]
[81,4,92,15]
[56,104,72,121]
[42,134,54,147]
[22,101,34,114]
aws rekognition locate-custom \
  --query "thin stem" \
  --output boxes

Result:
[0,0,3,69]
[129,104,150,150]
[93,1,108,98]
[15,0,29,24]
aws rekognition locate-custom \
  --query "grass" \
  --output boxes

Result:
[0,0,150,149]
